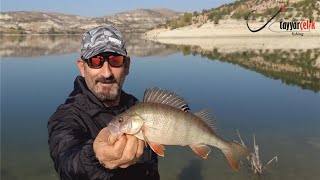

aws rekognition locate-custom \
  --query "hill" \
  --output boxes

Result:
[0,8,181,34]
[161,0,320,29]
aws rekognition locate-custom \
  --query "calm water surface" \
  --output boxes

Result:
[1,35,320,180]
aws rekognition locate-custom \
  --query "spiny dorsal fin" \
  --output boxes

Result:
[143,87,190,112]
[194,109,217,130]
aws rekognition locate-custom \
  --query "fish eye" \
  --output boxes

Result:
[118,117,123,123]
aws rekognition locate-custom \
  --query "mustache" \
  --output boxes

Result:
[95,76,116,84]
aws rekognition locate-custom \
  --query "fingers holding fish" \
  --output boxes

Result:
[136,139,145,159]
[110,135,143,169]
[99,133,127,161]
[122,135,139,161]
[94,127,116,146]
[93,128,118,161]
[93,128,127,169]
[109,135,127,159]
[94,132,144,169]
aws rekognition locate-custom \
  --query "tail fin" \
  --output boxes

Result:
[221,142,251,170]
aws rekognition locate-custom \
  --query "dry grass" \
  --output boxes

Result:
[235,129,278,174]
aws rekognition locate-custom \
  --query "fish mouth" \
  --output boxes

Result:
[107,123,123,140]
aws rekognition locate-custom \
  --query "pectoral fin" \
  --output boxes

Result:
[148,142,165,157]
[142,127,165,157]
[190,144,211,159]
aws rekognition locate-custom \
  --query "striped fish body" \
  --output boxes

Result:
[129,102,228,150]
[107,87,251,170]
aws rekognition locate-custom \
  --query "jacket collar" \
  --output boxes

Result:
[66,76,133,117]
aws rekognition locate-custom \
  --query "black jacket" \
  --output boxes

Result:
[48,76,159,180]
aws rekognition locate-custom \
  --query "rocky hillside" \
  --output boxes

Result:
[98,8,180,32]
[162,0,320,29]
[0,8,181,34]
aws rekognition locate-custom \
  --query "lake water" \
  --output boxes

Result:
[1,35,320,180]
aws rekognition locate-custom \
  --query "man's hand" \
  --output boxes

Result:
[93,127,145,169]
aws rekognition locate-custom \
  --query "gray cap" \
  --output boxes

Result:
[80,26,127,59]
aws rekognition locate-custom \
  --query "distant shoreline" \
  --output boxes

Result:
[144,36,320,53]
[145,20,320,39]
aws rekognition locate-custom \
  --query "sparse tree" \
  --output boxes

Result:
[193,11,199,17]
[48,27,56,34]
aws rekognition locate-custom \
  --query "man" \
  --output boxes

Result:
[48,26,159,180]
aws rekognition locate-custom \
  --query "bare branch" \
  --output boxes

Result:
[266,156,278,166]
[236,129,246,146]
[236,130,277,174]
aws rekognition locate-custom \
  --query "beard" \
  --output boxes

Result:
[84,71,123,102]
[90,82,121,102]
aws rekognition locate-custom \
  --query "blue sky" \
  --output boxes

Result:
[1,0,235,17]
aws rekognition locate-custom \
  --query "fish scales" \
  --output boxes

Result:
[107,87,252,170]
[130,102,218,146]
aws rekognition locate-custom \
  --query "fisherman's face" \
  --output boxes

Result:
[77,53,130,103]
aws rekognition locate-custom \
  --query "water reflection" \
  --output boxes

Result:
[174,45,320,92]
[0,34,178,57]
[177,159,203,180]
[2,35,319,92]
[2,35,319,180]
[0,35,80,57]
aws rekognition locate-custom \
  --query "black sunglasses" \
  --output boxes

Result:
[82,54,130,69]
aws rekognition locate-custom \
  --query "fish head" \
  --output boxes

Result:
[108,113,144,139]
